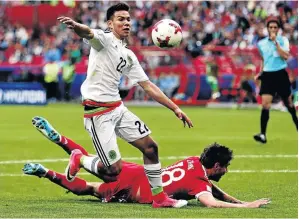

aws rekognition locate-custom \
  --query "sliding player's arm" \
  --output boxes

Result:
[211,182,244,204]
[197,192,270,208]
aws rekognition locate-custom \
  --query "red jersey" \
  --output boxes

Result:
[95,161,145,203]
[97,157,212,203]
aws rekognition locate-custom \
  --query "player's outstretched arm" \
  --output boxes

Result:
[198,193,270,208]
[138,80,193,128]
[57,16,94,40]
[211,183,244,204]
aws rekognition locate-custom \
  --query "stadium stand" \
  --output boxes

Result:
[0,1,297,105]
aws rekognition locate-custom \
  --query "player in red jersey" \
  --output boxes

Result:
[24,117,270,208]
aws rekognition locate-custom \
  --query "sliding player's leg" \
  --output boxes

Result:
[32,116,118,182]
[22,163,97,196]
[32,116,89,155]
[23,163,137,203]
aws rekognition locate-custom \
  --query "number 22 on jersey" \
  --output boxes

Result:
[116,57,127,73]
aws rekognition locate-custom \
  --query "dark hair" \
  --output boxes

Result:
[106,2,130,21]
[266,16,280,28]
[200,143,233,168]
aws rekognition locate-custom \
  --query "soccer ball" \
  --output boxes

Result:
[151,19,183,48]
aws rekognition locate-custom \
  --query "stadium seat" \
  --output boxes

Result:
[31,56,43,65]
[218,74,236,102]
[215,56,233,75]
[294,68,298,77]
[197,75,212,100]
[192,57,206,74]
[75,63,87,74]
[183,73,200,100]
[155,66,175,76]
[70,74,86,98]
[218,74,235,90]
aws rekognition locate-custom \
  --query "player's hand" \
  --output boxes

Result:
[57,16,77,30]
[244,198,271,208]
[174,108,193,128]
[269,32,276,41]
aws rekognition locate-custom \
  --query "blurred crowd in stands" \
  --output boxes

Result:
[0,1,297,63]
[0,1,297,106]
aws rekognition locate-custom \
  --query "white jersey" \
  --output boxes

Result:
[81,29,149,102]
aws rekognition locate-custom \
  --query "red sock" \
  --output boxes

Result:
[58,136,89,156]
[152,192,167,203]
[46,170,89,195]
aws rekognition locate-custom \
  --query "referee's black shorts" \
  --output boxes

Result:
[259,68,291,98]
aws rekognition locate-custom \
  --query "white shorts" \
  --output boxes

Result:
[84,103,151,166]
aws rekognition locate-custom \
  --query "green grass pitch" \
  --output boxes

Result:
[0,104,297,218]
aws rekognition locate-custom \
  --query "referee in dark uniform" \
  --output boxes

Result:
[254,16,298,143]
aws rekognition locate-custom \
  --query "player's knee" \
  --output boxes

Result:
[102,174,118,182]
[262,102,271,109]
[107,161,122,176]
[144,141,158,157]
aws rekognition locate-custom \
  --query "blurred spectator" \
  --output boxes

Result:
[15,23,29,46]
[44,44,61,62]
[30,40,43,56]
[43,58,60,101]
[9,43,32,64]
[0,1,297,63]
[62,57,76,101]
[157,72,180,98]
[69,43,81,63]
[206,61,220,99]
[238,64,257,104]
[0,1,297,103]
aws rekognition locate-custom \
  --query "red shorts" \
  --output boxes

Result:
[97,161,153,203]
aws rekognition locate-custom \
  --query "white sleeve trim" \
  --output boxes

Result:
[195,191,212,199]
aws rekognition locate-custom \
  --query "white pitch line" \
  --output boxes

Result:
[229,170,298,173]
[3,135,297,141]
[0,169,297,177]
[0,158,69,164]
[234,154,298,158]
[0,154,297,165]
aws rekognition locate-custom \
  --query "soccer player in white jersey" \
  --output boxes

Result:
[57,2,193,208]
